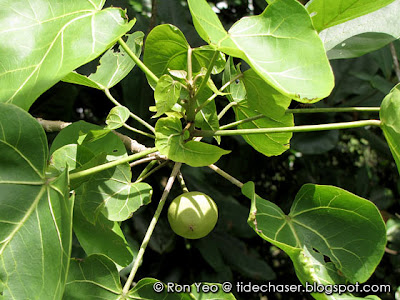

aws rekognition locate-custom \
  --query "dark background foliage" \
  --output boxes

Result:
[30,1,400,299]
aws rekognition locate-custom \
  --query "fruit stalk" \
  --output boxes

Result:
[122,162,182,294]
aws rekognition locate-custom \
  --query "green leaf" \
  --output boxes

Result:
[243,69,292,119]
[155,116,230,167]
[144,24,189,88]
[320,1,400,59]
[380,84,400,175]
[154,75,182,118]
[306,0,395,32]
[223,58,293,156]
[0,103,73,299]
[78,163,152,223]
[235,104,293,156]
[195,86,221,144]
[144,24,225,88]
[242,182,386,289]
[50,121,127,161]
[222,58,246,104]
[105,106,131,130]
[64,254,123,299]
[0,1,134,110]
[187,0,227,44]
[49,144,95,174]
[73,201,134,269]
[192,45,226,75]
[188,0,334,103]
[63,32,144,90]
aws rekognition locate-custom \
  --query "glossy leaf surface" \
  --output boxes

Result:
[243,182,386,289]
[63,32,144,90]
[155,116,230,167]
[320,1,400,59]
[188,0,334,102]
[78,163,152,222]
[307,0,395,32]
[154,75,182,118]
[223,59,293,156]
[50,121,127,161]
[105,106,131,130]
[0,103,72,299]
[144,24,225,88]
[0,0,134,110]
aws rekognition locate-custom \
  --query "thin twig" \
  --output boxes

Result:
[208,164,243,189]
[36,118,71,132]
[129,156,159,168]
[135,161,170,183]
[390,43,400,82]
[36,118,152,154]
[123,123,155,139]
[122,163,182,294]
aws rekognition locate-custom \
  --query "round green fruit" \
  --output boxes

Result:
[167,191,218,239]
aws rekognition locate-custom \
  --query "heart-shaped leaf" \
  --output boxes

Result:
[0,103,72,299]
[0,1,134,110]
[242,182,386,290]
[380,84,400,175]
[306,0,395,32]
[105,106,131,130]
[144,24,225,88]
[320,1,400,59]
[155,116,230,167]
[154,74,182,118]
[188,0,334,103]
[63,32,144,90]
[78,163,152,223]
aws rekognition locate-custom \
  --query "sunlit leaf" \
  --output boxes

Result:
[243,69,291,119]
[105,106,131,130]
[155,116,230,167]
[50,121,127,161]
[306,0,395,31]
[144,24,225,88]
[320,1,400,59]
[63,32,144,90]
[223,59,293,156]
[242,182,386,296]
[188,0,334,103]
[0,1,134,110]
[0,103,72,299]
[78,163,152,223]
[154,74,182,118]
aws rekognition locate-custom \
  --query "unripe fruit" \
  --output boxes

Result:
[167,192,218,239]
